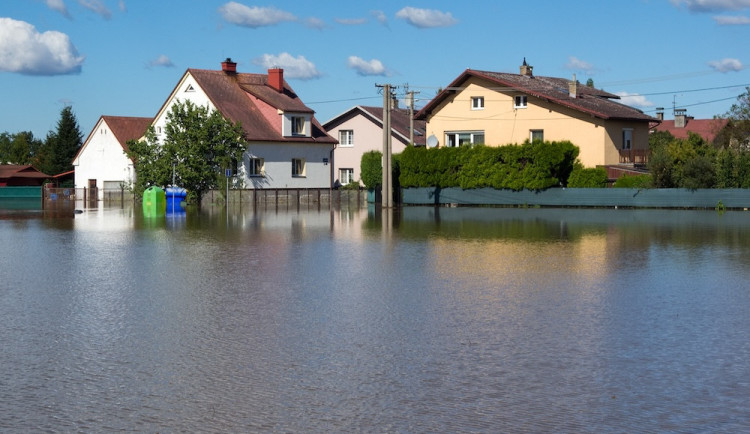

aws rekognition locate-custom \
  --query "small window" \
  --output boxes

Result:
[471,96,484,110]
[292,117,306,136]
[248,157,264,176]
[514,95,527,108]
[530,130,544,142]
[339,130,354,147]
[292,158,306,177]
[185,84,195,92]
[622,129,633,150]
[339,168,354,185]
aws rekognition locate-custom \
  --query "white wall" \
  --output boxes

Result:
[242,142,333,189]
[73,118,133,199]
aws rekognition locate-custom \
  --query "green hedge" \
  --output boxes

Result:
[398,141,579,190]
[567,166,608,188]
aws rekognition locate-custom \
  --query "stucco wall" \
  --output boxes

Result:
[242,142,333,189]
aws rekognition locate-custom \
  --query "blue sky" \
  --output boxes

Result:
[1,0,749,140]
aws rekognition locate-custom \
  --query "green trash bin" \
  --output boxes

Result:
[143,186,166,217]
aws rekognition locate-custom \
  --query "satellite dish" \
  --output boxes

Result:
[426,135,438,148]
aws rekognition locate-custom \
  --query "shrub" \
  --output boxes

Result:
[612,174,652,188]
[567,165,608,188]
[360,150,382,189]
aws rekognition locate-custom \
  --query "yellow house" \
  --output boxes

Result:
[415,60,657,167]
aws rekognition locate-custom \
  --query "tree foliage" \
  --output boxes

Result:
[0,131,44,166]
[127,100,248,204]
[360,150,383,189]
[716,86,750,149]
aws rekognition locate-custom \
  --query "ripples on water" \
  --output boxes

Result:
[1,204,749,432]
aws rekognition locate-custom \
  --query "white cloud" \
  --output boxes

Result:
[708,57,743,72]
[148,54,174,68]
[78,0,112,19]
[304,17,326,29]
[46,0,71,19]
[335,17,367,25]
[347,56,388,76]
[371,10,388,26]
[119,0,127,12]
[616,92,655,108]
[0,18,84,75]
[713,14,750,23]
[670,0,750,12]
[253,52,321,80]
[218,2,296,28]
[565,56,595,72]
[395,7,457,28]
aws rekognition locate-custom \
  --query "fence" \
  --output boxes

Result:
[202,188,368,209]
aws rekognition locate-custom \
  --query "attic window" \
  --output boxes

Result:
[185,84,195,92]
[292,116,306,136]
[514,95,527,109]
[471,96,484,110]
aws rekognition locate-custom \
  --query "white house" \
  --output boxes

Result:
[323,106,425,187]
[151,58,337,189]
[73,115,152,199]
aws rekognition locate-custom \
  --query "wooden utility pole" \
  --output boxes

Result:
[378,84,395,208]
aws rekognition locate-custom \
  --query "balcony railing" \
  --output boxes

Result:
[619,149,650,165]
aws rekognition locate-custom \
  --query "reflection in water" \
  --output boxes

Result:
[1,204,749,432]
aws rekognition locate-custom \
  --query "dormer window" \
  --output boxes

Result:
[292,116,306,136]
[283,113,311,137]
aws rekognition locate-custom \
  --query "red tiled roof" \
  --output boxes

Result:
[104,116,153,152]
[323,106,427,146]
[652,118,728,142]
[188,68,336,144]
[0,164,50,179]
[416,68,656,122]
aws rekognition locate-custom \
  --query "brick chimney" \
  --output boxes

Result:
[268,68,284,92]
[569,74,578,98]
[221,57,237,74]
[656,107,664,121]
[520,57,533,77]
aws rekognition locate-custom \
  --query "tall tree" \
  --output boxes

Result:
[127,100,248,205]
[716,86,750,149]
[42,106,83,175]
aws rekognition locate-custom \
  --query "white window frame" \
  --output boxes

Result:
[514,95,528,109]
[445,131,485,147]
[292,158,306,177]
[248,157,264,177]
[530,129,544,142]
[471,96,485,110]
[339,168,354,185]
[339,129,354,147]
[622,128,633,150]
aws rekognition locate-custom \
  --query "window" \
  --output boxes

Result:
[340,168,354,185]
[445,131,485,147]
[514,95,527,108]
[530,130,544,142]
[471,96,484,110]
[339,130,354,147]
[248,157,264,176]
[292,116,306,136]
[622,129,633,150]
[292,158,306,177]
[185,84,195,92]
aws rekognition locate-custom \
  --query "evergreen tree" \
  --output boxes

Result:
[42,106,83,175]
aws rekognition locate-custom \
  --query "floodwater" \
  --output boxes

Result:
[1,202,749,432]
